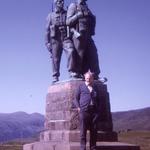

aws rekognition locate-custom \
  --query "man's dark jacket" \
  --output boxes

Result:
[75,83,100,112]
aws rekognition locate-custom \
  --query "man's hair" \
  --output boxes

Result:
[84,71,94,78]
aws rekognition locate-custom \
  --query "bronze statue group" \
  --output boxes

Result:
[45,2,100,149]
[45,0,100,83]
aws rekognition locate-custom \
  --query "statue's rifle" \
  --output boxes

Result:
[48,1,54,58]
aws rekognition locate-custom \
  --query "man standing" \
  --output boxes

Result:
[45,0,77,83]
[75,72,100,150]
[66,0,100,79]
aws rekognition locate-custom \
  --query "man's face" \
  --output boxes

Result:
[85,73,94,85]
[55,0,64,9]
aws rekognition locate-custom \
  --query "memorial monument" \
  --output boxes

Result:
[23,0,140,150]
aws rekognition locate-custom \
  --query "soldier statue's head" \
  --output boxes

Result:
[54,0,64,10]
[78,0,87,4]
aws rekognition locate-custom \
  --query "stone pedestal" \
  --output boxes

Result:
[23,80,140,150]
[45,80,113,131]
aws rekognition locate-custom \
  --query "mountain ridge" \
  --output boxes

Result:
[0,111,44,142]
[112,107,150,131]
[0,107,149,142]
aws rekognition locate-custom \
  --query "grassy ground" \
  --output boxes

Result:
[0,142,23,150]
[0,140,31,150]
[0,131,150,150]
[0,145,22,150]
[118,131,150,150]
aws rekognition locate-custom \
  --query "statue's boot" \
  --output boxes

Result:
[52,76,59,84]
[69,72,83,79]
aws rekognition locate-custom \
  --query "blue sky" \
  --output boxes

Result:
[0,0,150,114]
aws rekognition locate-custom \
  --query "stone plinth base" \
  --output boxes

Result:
[23,141,140,150]
[45,80,113,131]
[39,130,118,142]
[23,80,140,150]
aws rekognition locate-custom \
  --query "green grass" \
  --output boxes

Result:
[0,141,25,150]
[118,131,150,150]
[0,145,22,150]
[0,131,150,150]
[0,137,38,150]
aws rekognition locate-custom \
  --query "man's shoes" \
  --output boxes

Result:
[90,146,97,150]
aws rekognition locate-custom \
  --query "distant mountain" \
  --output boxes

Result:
[0,107,150,142]
[0,112,44,142]
[112,107,150,131]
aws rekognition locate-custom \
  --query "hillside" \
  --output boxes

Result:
[112,107,150,131]
[0,112,44,142]
[0,107,150,142]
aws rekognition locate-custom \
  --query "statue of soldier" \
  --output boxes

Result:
[45,0,78,83]
[66,0,100,79]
